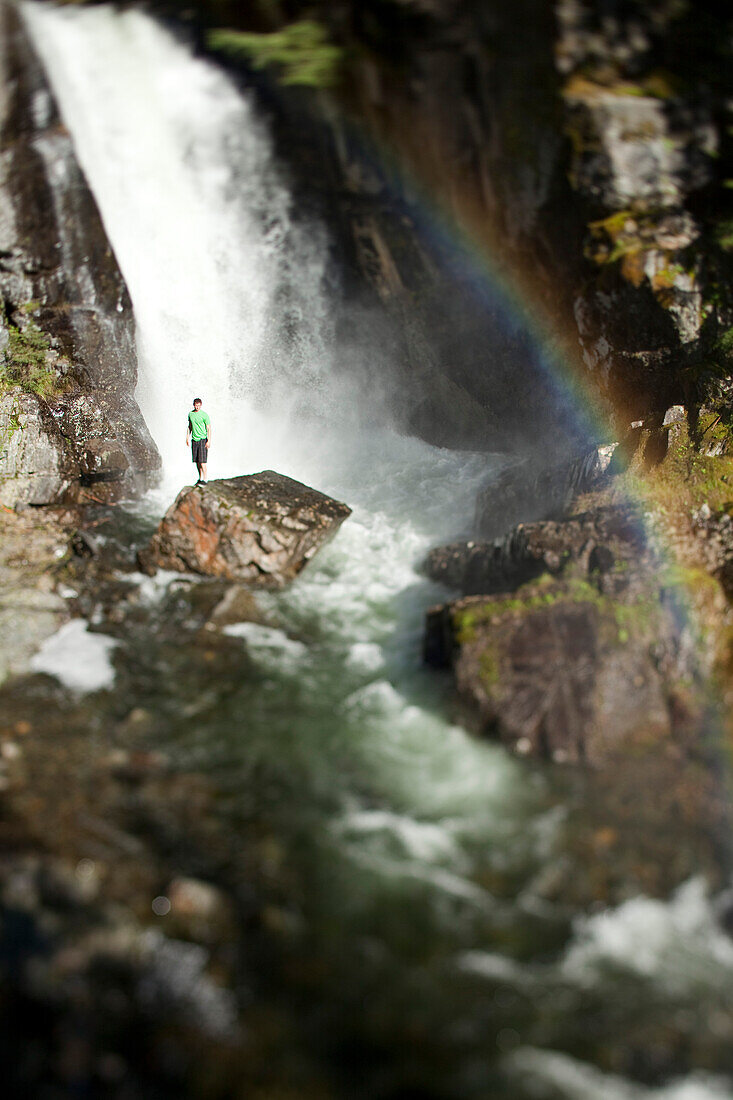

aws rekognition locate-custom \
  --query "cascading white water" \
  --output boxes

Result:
[23,1,337,486]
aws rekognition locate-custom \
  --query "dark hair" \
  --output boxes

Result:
[192,397,202,405]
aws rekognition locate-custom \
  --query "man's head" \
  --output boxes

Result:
[193,397,202,409]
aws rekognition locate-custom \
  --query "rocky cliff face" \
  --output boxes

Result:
[179,0,733,458]
[0,0,160,505]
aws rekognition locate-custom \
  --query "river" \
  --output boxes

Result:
[21,4,733,1097]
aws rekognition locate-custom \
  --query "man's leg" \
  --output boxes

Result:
[200,459,208,481]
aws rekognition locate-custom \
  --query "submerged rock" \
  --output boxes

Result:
[140,471,351,586]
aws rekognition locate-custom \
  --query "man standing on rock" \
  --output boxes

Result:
[186,397,211,484]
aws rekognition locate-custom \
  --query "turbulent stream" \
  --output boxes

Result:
[20,4,733,1097]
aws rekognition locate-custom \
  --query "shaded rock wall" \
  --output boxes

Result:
[178,0,733,454]
[0,0,160,503]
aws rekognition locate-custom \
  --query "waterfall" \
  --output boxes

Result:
[22,2,337,487]
[20,0,511,822]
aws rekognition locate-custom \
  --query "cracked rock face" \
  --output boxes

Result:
[140,471,351,586]
[0,0,160,497]
[0,389,74,506]
[0,387,133,506]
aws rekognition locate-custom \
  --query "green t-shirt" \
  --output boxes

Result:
[188,408,210,441]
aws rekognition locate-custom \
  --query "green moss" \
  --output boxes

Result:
[644,420,733,512]
[479,647,500,689]
[586,210,653,268]
[454,574,657,651]
[0,395,21,436]
[694,410,733,455]
[715,326,733,359]
[206,21,343,87]
[0,394,23,464]
[0,301,62,399]
[0,313,58,399]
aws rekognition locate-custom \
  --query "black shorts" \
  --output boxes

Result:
[192,438,208,464]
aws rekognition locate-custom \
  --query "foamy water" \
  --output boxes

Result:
[29,618,118,693]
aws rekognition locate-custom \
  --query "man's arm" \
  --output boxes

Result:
[186,414,191,446]
[206,420,211,448]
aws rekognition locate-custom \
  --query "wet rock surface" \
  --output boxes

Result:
[426,579,676,765]
[425,497,704,766]
[0,0,160,499]
[424,504,644,598]
[473,445,619,539]
[0,389,76,506]
[0,387,132,506]
[140,471,352,586]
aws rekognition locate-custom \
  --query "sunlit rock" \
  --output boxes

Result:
[425,503,703,765]
[140,471,351,586]
[0,389,75,506]
[0,388,133,507]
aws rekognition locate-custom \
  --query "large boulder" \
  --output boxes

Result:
[425,580,676,765]
[424,506,645,597]
[140,471,351,586]
[424,503,703,765]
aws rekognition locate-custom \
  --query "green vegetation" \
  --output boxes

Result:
[479,647,500,688]
[0,393,22,467]
[207,20,343,88]
[715,326,733,359]
[586,210,650,269]
[715,219,733,252]
[642,415,733,513]
[454,573,657,651]
[0,305,59,399]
